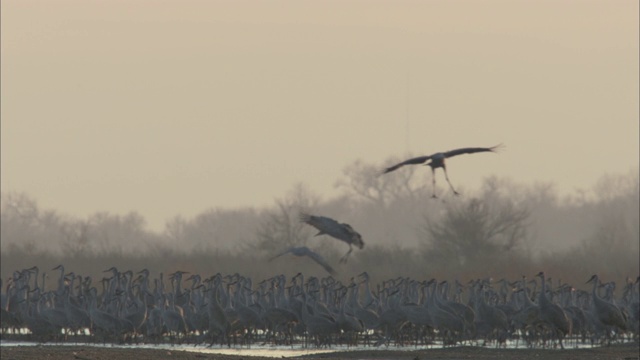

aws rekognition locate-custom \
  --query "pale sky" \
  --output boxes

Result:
[2,0,638,231]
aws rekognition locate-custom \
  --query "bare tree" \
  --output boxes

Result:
[576,170,640,277]
[164,215,187,244]
[335,157,426,206]
[59,219,91,257]
[1,192,41,253]
[251,183,320,254]
[579,211,638,277]
[420,193,530,270]
[1,192,68,255]
[163,208,261,253]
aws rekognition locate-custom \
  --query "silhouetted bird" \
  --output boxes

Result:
[269,246,337,276]
[299,213,364,264]
[382,144,503,198]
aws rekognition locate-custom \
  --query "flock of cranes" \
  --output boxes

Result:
[3,144,637,351]
[1,266,638,348]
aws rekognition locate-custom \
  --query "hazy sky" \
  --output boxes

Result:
[2,0,638,231]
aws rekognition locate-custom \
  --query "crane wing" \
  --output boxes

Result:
[303,248,337,276]
[269,246,337,275]
[381,155,432,174]
[300,213,342,237]
[300,213,363,248]
[268,247,294,262]
[444,144,503,158]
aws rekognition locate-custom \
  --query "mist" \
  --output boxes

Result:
[2,159,638,289]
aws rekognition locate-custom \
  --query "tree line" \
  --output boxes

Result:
[1,158,638,289]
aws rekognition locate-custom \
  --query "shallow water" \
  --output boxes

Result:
[0,338,612,358]
[0,341,338,357]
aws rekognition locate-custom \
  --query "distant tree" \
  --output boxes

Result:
[1,192,37,253]
[420,190,530,271]
[592,168,639,202]
[72,211,150,255]
[578,210,636,276]
[59,219,91,257]
[164,215,187,244]
[251,183,319,255]
[576,170,640,277]
[163,208,261,253]
[1,192,66,254]
[1,192,40,225]
[335,157,427,207]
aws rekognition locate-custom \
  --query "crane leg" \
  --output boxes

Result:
[431,167,438,198]
[340,245,353,264]
[442,167,460,196]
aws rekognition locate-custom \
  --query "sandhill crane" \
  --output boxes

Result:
[1,279,21,333]
[17,290,60,341]
[438,280,476,335]
[299,213,364,263]
[230,279,264,343]
[123,284,148,337]
[586,274,627,342]
[347,278,380,331]
[37,292,70,338]
[620,277,639,335]
[381,144,503,198]
[87,287,126,343]
[337,300,364,346]
[203,275,231,347]
[470,280,509,346]
[61,285,91,335]
[535,272,571,349]
[269,246,337,276]
[357,272,379,309]
[162,293,189,343]
[300,290,339,347]
[426,280,465,345]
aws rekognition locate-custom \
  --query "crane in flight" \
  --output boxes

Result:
[381,144,503,198]
[299,213,364,264]
[269,246,336,276]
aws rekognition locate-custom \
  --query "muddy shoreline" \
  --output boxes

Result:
[2,341,639,360]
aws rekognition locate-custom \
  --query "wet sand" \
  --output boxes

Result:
[2,341,638,360]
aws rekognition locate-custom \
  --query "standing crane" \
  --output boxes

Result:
[586,274,628,342]
[381,144,503,198]
[535,272,571,349]
[299,213,364,264]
